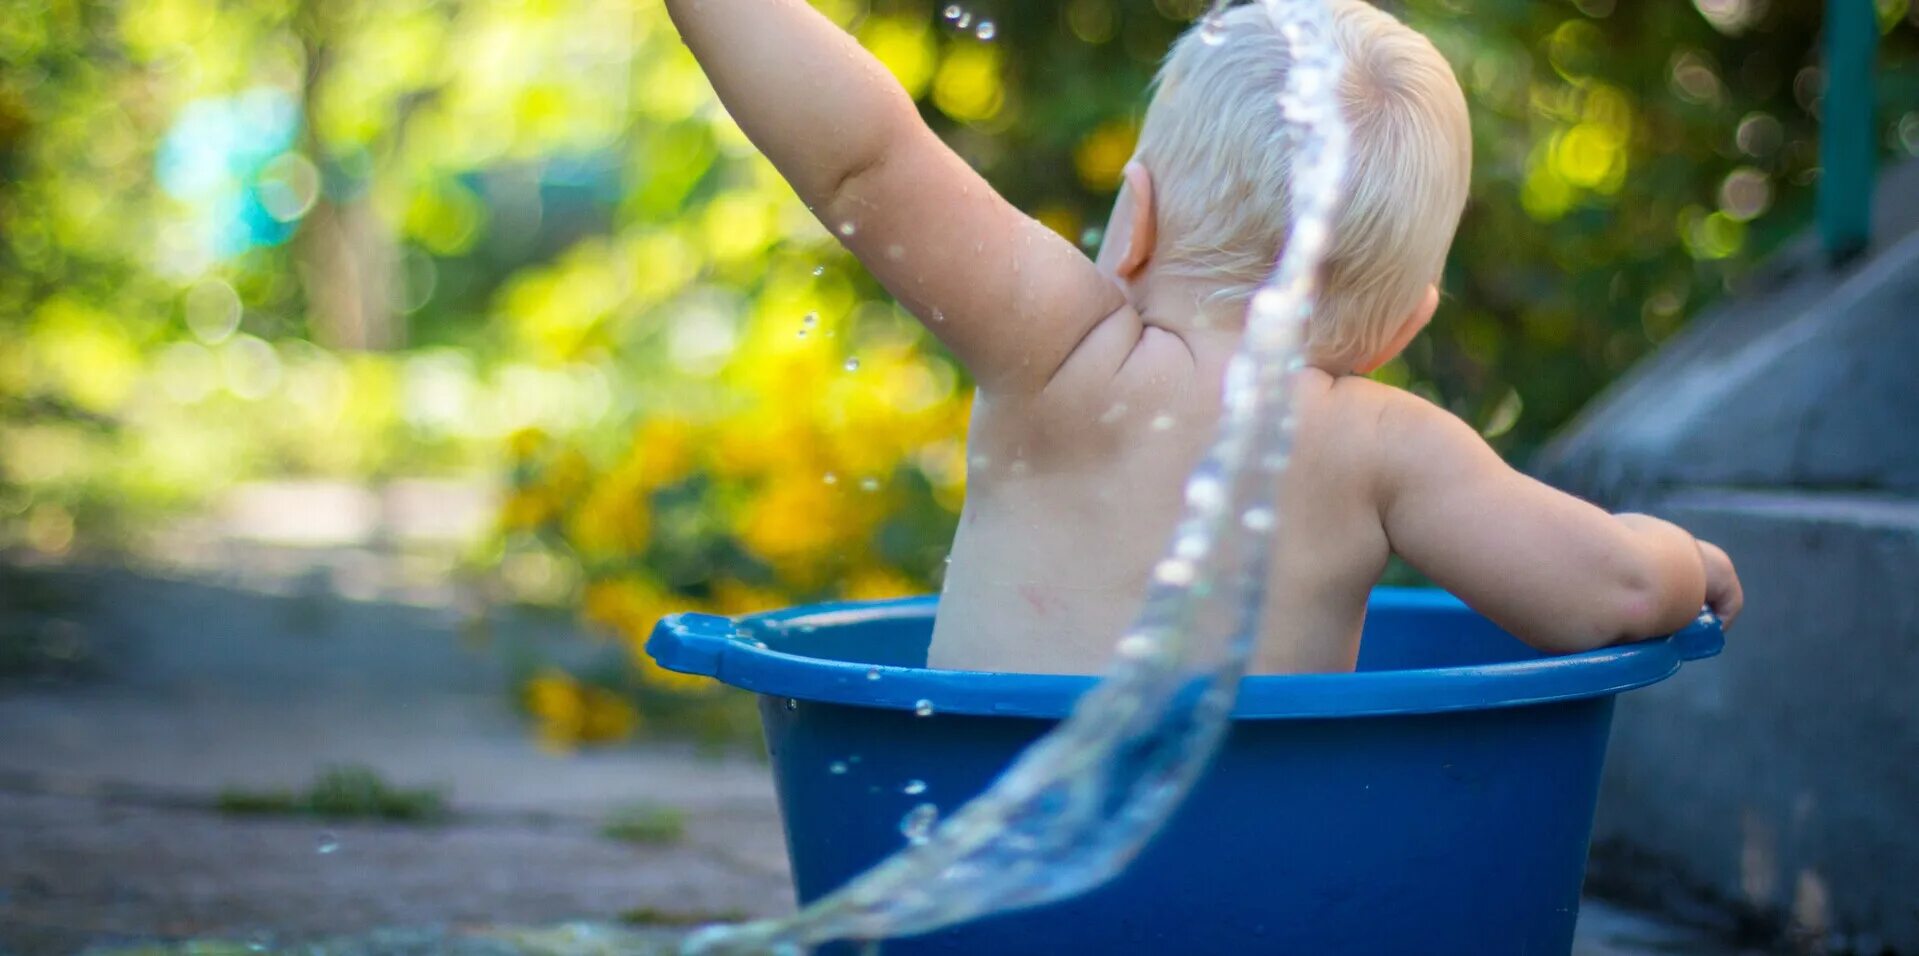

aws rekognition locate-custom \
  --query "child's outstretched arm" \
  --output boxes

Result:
[665,0,1129,394]
[1375,391,1741,654]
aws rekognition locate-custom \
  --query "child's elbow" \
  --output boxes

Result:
[1525,578,1690,657]
[1601,568,1700,647]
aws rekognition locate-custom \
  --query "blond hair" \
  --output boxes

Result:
[1134,0,1471,368]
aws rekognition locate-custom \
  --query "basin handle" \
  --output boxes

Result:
[646,612,741,678]
[1668,608,1726,663]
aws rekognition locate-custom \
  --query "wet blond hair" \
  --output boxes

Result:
[1134,0,1471,369]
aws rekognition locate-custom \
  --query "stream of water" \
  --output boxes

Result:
[683,2,1350,951]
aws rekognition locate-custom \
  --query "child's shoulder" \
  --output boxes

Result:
[1312,373,1462,443]
[1295,372,1471,489]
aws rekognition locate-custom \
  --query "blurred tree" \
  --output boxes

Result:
[2,0,1915,743]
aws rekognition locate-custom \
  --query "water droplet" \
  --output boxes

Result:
[844,357,861,372]
[1079,226,1105,250]
[914,699,935,717]
[316,832,340,855]
[942,4,961,19]
[1185,475,1225,510]
[866,666,882,681]
[1151,413,1177,431]
[1153,558,1196,586]
[839,222,857,237]
[975,20,996,40]
[803,312,818,325]
[812,265,826,276]
[785,698,800,711]
[797,328,808,338]
[956,11,973,29]
[899,803,939,844]
[823,472,839,485]
[1117,633,1157,659]
[931,308,945,322]
[1198,14,1228,45]
[1241,507,1275,532]
[1173,532,1206,561]
[829,761,849,775]
[903,779,928,795]
[860,477,880,492]
[885,243,905,260]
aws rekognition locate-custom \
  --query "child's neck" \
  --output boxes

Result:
[1129,270,1235,334]
[1130,270,1365,378]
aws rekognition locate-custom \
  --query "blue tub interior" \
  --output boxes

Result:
[744,587,1546,671]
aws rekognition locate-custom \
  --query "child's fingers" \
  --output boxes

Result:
[1699,541,1742,628]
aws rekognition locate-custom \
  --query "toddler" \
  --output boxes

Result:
[666,0,1742,674]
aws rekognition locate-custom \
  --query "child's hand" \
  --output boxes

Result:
[1697,539,1742,628]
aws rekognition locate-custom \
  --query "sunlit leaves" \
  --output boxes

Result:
[933,43,1004,122]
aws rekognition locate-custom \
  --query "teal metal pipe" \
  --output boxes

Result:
[1819,0,1877,263]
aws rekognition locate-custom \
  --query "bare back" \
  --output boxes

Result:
[929,318,1395,676]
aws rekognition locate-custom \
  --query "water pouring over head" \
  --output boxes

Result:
[1095,0,1470,376]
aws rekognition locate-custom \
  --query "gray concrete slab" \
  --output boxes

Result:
[1589,490,1919,952]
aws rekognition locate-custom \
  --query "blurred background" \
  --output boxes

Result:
[6,0,1916,740]
[2,0,1917,951]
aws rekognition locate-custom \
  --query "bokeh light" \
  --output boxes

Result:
[2,0,1917,746]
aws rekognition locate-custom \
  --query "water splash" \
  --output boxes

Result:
[684,2,1348,950]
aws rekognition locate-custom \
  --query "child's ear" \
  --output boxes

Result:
[1354,284,1439,374]
[1116,161,1157,280]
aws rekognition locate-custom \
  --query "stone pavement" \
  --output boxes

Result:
[0,551,1755,955]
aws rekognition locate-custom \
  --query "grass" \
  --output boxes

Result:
[619,905,750,927]
[599,802,687,845]
[217,765,449,823]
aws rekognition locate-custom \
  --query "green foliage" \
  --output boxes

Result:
[217,765,449,823]
[599,802,689,845]
[620,906,753,926]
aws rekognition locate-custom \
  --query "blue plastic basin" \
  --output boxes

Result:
[648,587,1722,955]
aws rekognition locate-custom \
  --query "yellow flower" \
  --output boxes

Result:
[543,448,593,500]
[566,467,652,560]
[1074,119,1138,192]
[845,566,922,602]
[507,427,549,462]
[630,417,699,490]
[581,576,676,642]
[634,647,715,695]
[933,44,1004,123]
[737,471,856,565]
[500,487,554,531]
[710,579,789,616]
[524,667,641,750]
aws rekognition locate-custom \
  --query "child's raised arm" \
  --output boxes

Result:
[1374,391,1735,654]
[665,0,1129,394]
